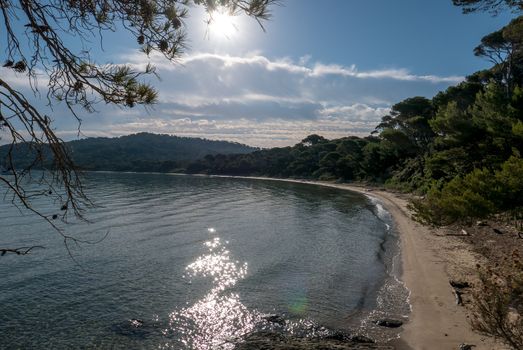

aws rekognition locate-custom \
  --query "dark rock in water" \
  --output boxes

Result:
[459,343,476,350]
[374,319,403,328]
[263,314,286,326]
[129,318,144,327]
[234,331,389,349]
[323,331,375,344]
[349,335,375,344]
[476,221,488,227]
[449,280,470,289]
[111,319,149,339]
[245,330,287,342]
[324,329,351,341]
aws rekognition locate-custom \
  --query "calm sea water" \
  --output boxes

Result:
[0,173,406,349]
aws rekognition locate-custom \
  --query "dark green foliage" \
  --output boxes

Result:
[374,96,435,150]
[411,156,523,225]
[300,134,328,146]
[423,148,471,181]
[432,72,487,110]
[185,136,386,180]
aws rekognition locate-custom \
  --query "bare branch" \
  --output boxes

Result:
[0,245,45,255]
[0,0,276,254]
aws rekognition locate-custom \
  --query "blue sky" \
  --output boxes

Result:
[1,0,516,147]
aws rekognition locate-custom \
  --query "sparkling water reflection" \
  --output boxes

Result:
[0,173,406,349]
[163,233,260,349]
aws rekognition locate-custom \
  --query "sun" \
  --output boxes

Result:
[207,10,239,39]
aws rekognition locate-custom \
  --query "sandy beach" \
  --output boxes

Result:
[322,183,502,350]
[214,176,505,349]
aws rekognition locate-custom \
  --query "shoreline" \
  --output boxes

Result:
[315,183,495,350]
[204,175,502,349]
[87,171,503,348]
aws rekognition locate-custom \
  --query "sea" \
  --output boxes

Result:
[0,172,409,349]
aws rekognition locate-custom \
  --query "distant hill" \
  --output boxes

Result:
[0,133,257,173]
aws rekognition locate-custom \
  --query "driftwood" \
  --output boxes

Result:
[446,229,470,237]
[453,288,464,305]
[459,344,476,350]
[450,280,470,306]
[450,280,471,289]
[0,246,44,256]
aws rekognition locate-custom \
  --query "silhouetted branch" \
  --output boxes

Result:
[0,0,275,254]
[0,245,44,255]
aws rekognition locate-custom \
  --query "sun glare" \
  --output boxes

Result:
[208,10,238,39]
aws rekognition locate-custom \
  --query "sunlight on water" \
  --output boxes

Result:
[0,174,406,348]
[163,232,260,349]
[188,237,247,292]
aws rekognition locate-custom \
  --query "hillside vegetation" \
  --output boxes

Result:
[0,132,257,173]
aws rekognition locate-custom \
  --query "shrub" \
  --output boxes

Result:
[471,251,523,349]
[411,156,523,225]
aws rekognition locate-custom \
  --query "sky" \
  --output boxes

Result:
[1,0,517,147]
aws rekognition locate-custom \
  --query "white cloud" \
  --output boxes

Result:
[320,104,391,121]
[56,114,379,148]
[196,53,463,83]
[0,68,46,90]
[125,51,464,84]
[4,51,463,147]
[51,97,390,147]
[310,63,463,83]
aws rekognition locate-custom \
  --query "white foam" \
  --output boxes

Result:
[365,195,391,221]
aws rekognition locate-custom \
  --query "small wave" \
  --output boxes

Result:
[365,195,391,222]
[357,236,411,343]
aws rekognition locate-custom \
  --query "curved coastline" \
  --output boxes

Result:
[204,175,502,350]
[86,171,502,349]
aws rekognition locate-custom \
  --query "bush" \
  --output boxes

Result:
[471,251,523,349]
[411,156,523,225]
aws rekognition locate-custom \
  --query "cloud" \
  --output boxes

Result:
[128,51,464,84]
[56,113,380,148]
[310,63,463,83]
[0,68,47,90]
[4,51,462,147]
[320,104,390,121]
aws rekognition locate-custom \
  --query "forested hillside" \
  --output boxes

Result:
[0,133,257,173]
[186,15,523,226]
